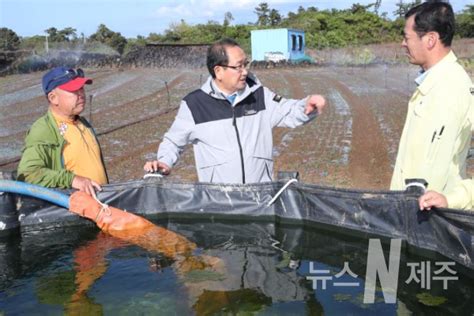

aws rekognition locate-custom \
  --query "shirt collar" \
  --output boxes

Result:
[226,94,237,104]
[415,68,430,86]
[416,50,457,94]
[211,80,244,105]
[50,109,78,124]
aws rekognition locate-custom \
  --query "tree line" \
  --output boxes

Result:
[1,2,473,55]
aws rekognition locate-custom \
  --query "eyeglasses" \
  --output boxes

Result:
[51,68,85,82]
[220,61,250,72]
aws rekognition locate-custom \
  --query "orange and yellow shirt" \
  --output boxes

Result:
[52,112,107,185]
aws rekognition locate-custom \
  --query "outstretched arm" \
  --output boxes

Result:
[265,87,326,128]
[304,94,326,115]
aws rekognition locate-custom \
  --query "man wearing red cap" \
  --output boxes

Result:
[17,67,108,196]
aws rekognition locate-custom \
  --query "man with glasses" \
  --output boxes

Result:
[17,66,108,196]
[144,38,326,183]
[390,2,473,210]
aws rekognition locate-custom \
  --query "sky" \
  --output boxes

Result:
[0,0,471,38]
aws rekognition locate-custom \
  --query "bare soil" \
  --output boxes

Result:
[1,65,471,190]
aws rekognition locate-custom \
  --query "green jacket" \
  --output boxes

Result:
[17,110,108,188]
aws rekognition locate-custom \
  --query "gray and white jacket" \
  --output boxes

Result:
[157,73,316,183]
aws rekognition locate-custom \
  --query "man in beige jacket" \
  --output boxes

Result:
[391,2,474,210]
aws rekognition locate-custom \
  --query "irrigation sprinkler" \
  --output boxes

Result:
[44,34,49,54]
[89,94,94,125]
[164,81,170,107]
[406,72,410,95]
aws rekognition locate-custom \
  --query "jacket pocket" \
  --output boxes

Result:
[426,135,443,164]
[198,160,229,183]
[252,155,274,181]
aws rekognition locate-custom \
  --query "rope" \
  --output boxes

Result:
[268,233,287,253]
[267,178,298,207]
[93,195,111,222]
[268,233,300,270]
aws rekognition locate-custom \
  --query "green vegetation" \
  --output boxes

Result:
[275,252,292,269]
[0,28,21,50]
[183,269,226,283]
[458,57,474,72]
[141,2,407,51]
[89,24,127,55]
[457,5,474,38]
[1,1,473,55]
[255,2,282,26]
[284,5,400,48]
[416,292,448,306]
[44,27,78,42]
[35,270,75,305]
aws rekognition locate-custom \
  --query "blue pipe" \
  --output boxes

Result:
[0,180,69,209]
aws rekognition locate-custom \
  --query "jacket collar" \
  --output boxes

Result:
[46,109,64,144]
[201,73,262,104]
[45,110,89,144]
[417,50,457,95]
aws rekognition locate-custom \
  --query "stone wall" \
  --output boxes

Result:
[1,44,319,76]
[122,44,208,68]
[0,50,33,75]
[1,44,210,76]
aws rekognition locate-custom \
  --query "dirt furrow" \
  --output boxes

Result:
[319,74,392,189]
[0,69,117,121]
[91,73,187,133]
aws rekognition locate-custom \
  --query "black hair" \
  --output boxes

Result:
[405,1,455,47]
[206,38,240,78]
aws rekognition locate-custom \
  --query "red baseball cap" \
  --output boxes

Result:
[58,77,92,92]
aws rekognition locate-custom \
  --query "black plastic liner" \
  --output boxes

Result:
[1,174,473,270]
[2,219,473,314]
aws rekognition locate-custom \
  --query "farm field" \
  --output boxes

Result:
[1,64,472,190]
